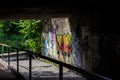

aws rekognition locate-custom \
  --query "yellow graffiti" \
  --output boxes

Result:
[56,34,62,44]
[63,33,71,45]
[63,33,71,54]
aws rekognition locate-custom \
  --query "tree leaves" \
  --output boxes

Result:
[19,20,44,53]
[0,19,46,53]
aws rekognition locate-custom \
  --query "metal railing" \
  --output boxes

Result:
[0,44,112,80]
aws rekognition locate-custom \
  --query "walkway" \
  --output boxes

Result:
[0,51,86,80]
[10,59,86,80]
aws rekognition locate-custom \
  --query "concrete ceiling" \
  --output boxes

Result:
[0,0,114,35]
[0,0,111,19]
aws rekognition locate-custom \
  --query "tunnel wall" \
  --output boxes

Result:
[41,18,83,67]
[41,15,114,79]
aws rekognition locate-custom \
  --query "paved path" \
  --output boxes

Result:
[10,59,87,80]
[0,51,28,61]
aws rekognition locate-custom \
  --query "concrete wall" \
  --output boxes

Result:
[41,17,101,69]
[69,17,100,71]
[41,18,83,67]
[41,16,114,79]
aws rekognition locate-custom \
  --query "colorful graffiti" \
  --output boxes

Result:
[41,18,82,66]
[48,29,58,59]
[41,33,49,55]
[41,18,73,63]
[56,33,72,54]
[63,33,72,54]
[56,34,63,51]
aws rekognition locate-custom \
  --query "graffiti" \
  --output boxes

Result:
[41,33,49,55]
[42,18,73,64]
[63,33,72,54]
[48,30,58,59]
[56,34,63,51]
[41,22,50,56]
[56,33,72,64]
[56,33,72,54]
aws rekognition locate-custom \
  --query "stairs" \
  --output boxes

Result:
[0,51,28,61]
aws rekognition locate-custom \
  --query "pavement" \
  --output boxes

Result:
[10,59,87,80]
[0,58,87,80]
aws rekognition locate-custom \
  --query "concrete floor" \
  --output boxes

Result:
[10,59,87,80]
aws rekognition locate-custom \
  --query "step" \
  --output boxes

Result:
[0,51,27,57]
[1,55,28,61]
[0,51,28,61]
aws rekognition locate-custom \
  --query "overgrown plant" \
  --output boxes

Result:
[0,20,47,54]
[19,20,44,53]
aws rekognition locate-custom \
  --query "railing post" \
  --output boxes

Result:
[7,47,10,66]
[29,51,32,80]
[16,49,19,76]
[59,65,63,80]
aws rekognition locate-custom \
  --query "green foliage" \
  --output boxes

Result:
[0,21,21,34]
[0,21,24,53]
[0,19,47,54]
[0,20,25,48]
[19,20,43,53]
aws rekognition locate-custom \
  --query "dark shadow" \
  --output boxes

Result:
[21,71,86,80]
[0,69,16,80]
[10,67,26,80]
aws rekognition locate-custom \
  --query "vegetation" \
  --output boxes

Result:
[19,20,43,53]
[0,19,46,53]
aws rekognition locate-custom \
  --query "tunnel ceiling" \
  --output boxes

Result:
[0,0,113,35]
[0,0,111,19]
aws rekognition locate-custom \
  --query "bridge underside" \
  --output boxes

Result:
[0,0,115,80]
[0,0,111,19]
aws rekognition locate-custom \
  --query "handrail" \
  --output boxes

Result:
[0,44,112,80]
[0,43,10,47]
[37,54,111,80]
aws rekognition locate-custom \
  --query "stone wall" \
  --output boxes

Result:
[69,17,101,71]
